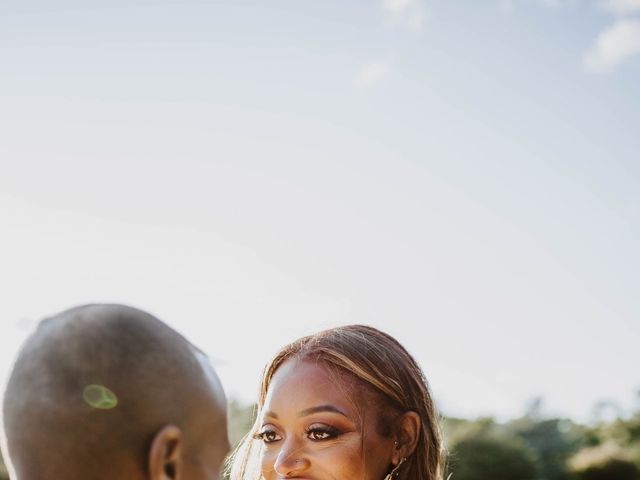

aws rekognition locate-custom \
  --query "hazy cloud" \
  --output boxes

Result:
[382,0,425,31]
[502,0,582,13]
[383,0,416,12]
[499,0,515,12]
[354,61,391,87]
[583,19,640,72]
[598,0,640,15]
[531,0,640,72]
[540,0,589,7]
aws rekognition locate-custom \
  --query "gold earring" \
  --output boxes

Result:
[384,456,407,480]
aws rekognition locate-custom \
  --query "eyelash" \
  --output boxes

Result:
[254,425,341,444]
[307,425,341,441]
[253,429,280,443]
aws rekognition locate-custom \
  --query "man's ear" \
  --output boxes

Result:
[148,425,183,480]
[392,411,421,465]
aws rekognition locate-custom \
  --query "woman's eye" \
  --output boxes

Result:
[307,426,339,441]
[308,430,330,440]
[254,429,282,443]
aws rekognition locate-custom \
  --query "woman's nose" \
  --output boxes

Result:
[273,441,311,477]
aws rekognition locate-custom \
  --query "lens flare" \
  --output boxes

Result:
[83,384,118,410]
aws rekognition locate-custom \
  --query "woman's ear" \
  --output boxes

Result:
[148,424,183,480]
[392,411,421,464]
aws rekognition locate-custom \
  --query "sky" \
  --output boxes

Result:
[0,0,639,423]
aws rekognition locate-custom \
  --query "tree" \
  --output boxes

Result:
[227,398,256,447]
[508,417,584,480]
[447,432,537,480]
[568,442,640,480]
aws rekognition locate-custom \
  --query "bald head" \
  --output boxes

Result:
[2,304,229,480]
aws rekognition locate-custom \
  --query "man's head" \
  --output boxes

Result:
[2,304,229,480]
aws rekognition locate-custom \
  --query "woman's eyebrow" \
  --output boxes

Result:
[298,405,348,417]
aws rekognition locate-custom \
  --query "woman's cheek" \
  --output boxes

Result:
[259,448,278,477]
[314,441,364,476]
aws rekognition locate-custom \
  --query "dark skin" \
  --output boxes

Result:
[257,359,420,480]
[2,304,230,480]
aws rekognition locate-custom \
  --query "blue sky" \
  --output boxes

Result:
[0,0,638,422]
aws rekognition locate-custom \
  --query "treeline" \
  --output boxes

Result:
[2,397,639,480]
[443,402,640,480]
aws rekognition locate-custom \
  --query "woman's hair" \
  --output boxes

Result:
[227,325,445,480]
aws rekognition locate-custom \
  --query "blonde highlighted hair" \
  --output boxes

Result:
[227,325,445,480]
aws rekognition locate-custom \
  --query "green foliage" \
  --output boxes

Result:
[568,442,640,480]
[507,417,584,480]
[576,459,639,480]
[442,394,640,480]
[446,428,537,480]
[227,398,257,447]
[566,401,640,480]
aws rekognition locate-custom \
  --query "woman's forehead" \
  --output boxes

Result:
[263,359,363,412]
[269,359,346,393]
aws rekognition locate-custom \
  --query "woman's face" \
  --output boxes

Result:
[256,359,395,480]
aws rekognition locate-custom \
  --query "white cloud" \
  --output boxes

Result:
[539,0,589,8]
[382,0,426,31]
[598,0,640,15]
[383,0,416,12]
[353,61,391,87]
[583,19,640,72]
[499,0,515,12]
[499,0,581,14]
